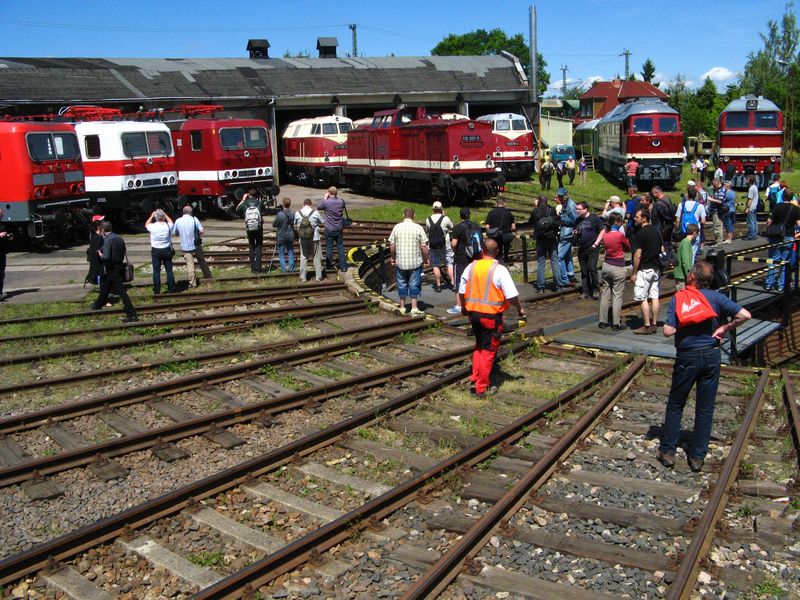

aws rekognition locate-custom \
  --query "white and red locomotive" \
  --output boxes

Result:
[475,113,535,180]
[0,120,87,240]
[716,95,783,189]
[597,98,684,188]
[282,115,352,187]
[343,108,499,201]
[169,105,278,211]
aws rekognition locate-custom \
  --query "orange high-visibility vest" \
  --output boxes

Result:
[464,259,509,314]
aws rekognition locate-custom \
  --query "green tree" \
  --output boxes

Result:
[432,28,550,97]
[562,85,586,100]
[640,58,656,83]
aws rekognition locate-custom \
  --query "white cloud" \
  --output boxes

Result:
[700,66,737,82]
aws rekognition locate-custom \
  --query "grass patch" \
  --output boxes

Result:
[396,331,418,344]
[128,325,172,337]
[307,365,346,380]
[734,504,754,518]
[188,550,226,568]
[277,317,304,330]
[157,360,199,375]
[738,461,755,479]
[258,364,305,389]
[745,577,785,599]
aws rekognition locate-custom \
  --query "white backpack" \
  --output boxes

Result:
[244,205,262,231]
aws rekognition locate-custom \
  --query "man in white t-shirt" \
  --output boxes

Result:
[145,209,175,294]
[173,206,212,288]
[745,176,760,240]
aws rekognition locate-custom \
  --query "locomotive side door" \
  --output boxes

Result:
[426,128,447,171]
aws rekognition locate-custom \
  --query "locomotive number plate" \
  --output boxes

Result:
[54,173,65,183]
[506,141,519,147]
[461,135,481,142]
[334,144,347,150]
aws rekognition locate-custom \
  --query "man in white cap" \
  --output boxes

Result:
[425,201,454,292]
[602,195,626,223]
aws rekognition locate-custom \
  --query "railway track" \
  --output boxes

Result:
[2,348,796,599]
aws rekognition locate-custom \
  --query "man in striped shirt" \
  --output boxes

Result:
[389,207,430,316]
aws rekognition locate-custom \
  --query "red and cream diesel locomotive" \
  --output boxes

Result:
[343,107,499,201]
[597,98,684,188]
[282,115,353,188]
[169,105,278,211]
[716,95,783,189]
[475,113,535,180]
[0,120,87,240]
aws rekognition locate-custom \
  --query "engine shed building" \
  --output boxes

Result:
[0,51,531,179]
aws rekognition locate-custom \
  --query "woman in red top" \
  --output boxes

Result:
[595,213,631,330]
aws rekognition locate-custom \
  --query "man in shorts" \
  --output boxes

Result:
[426,201,454,292]
[630,208,663,334]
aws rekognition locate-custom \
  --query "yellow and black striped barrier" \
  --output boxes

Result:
[733,256,792,265]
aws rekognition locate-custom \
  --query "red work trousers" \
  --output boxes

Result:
[468,311,503,393]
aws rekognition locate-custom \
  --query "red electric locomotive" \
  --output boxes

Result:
[169,105,279,212]
[282,115,353,188]
[343,108,498,202]
[475,113,536,180]
[0,120,87,240]
[717,95,783,189]
[597,98,684,188]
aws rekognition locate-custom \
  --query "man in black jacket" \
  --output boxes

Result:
[0,207,12,301]
[91,222,138,322]
[484,198,515,263]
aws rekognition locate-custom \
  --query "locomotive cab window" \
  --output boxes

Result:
[121,131,173,158]
[322,123,338,135]
[311,124,321,136]
[84,135,101,159]
[26,132,80,161]
[496,120,511,131]
[338,122,352,134]
[754,112,779,129]
[220,127,267,150]
[725,112,749,129]
[512,119,528,131]
[190,131,203,151]
[658,117,678,133]
[632,118,653,133]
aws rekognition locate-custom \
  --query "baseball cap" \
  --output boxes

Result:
[459,207,471,219]
[687,180,696,187]
[91,215,105,223]
[608,195,621,204]
[432,201,443,210]
[556,187,568,196]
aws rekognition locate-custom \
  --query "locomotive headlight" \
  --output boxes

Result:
[468,122,475,130]
[34,188,42,199]
[134,179,142,188]
[169,176,176,184]
[232,171,238,178]
[452,155,459,161]
[486,160,494,168]
[265,168,271,175]
[78,183,84,192]
[486,154,491,160]
[127,180,134,189]
[161,177,168,185]
[324,151,329,157]
[723,156,730,162]
[770,156,777,162]
[496,146,501,152]
[257,168,263,176]
[324,156,330,162]
[453,161,461,169]
[224,171,231,179]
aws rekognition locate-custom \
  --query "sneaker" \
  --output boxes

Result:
[446,306,461,315]
[0,293,7,301]
[633,325,656,335]
[534,287,545,294]
[409,308,425,317]
[611,324,626,332]
[475,385,498,398]
[657,452,675,468]
[687,457,704,472]
[122,315,140,323]
[592,291,600,300]
[598,322,609,329]
[434,285,441,293]
[722,240,732,244]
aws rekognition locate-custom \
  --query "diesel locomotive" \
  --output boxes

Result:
[716,95,783,189]
[282,115,353,188]
[475,113,535,180]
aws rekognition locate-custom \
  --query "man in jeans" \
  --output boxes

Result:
[173,206,213,288]
[764,199,800,292]
[529,194,560,292]
[630,208,663,335]
[745,175,760,240]
[319,186,347,272]
[658,261,750,471]
[555,188,577,287]
[389,207,429,316]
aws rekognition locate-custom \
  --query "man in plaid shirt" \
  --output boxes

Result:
[389,207,430,316]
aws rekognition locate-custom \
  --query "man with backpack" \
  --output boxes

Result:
[448,207,482,314]
[236,189,267,273]
[426,201,454,293]
[658,261,750,472]
[272,198,296,273]
[674,186,706,261]
[294,198,324,282]
[529,194,560,292]
[484,197,516,264]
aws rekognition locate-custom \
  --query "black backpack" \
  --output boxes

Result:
[427,215,446,250]
[534,207,558,241]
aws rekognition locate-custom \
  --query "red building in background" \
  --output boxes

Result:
[574,79,667,125]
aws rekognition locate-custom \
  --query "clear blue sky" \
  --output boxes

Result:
[0,1,791,95]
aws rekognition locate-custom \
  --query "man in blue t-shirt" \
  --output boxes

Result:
[658,261,751,472]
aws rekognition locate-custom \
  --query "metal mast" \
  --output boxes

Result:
[348,24,357,57]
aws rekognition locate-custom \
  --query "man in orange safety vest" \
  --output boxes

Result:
[458,239,526,397]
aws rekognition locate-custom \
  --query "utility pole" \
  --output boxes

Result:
[529,5,541,173]
[621,48,632,79]
[561,64,568,96]
[348,24,357,57]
